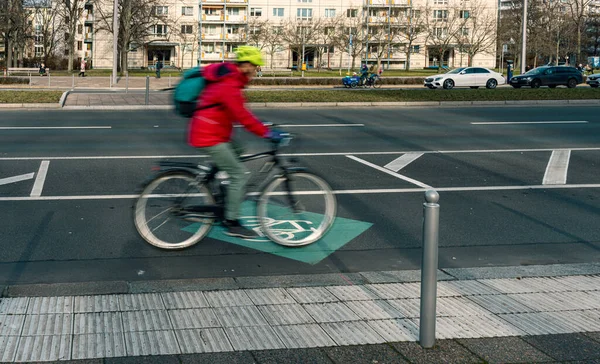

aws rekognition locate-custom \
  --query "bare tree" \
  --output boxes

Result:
[281,18,323,69]
[423,1,464,70]
[335,11,368,70]
[398,7,427,71]
[2,0,32,67]
[566,0,592,63]
[55,0,85,71]
[364,7,406,70]
[246,16,268,49]
[30,0,62,65]
[454,0,497,66]
[586,13,600,58]
[172,18,197,69]
[262,23,284,69]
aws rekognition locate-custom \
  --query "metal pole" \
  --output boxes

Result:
[109,75,112,88]
[125,74,128,93]
[419,190,440,349]
[48,72,50,87]
[145,75,149,105]
[521,0,528,74]
[72,74,75,90]
[112,0,119,85]
[168,74,171,87]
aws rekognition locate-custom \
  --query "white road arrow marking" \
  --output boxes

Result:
[0,173,35,186]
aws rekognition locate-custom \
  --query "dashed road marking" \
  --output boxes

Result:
[30,161,50,197]
[384,153,424,172]
[346,155,432,189]
[543,150,571,185]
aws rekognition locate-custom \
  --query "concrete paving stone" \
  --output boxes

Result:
[391,340,484,364]
[123,330,180,356]
[466,294,537,314]
[214,305,269,327]
[550,275,600,291]
[169,308,220,329]
[74,312,123,334]
[161,291,209,309]
[437,280,501,296]
[225,325,286,351]
[205,290,254,307]
[176,328,233,353]
[271,324,336,348]
[15,334,72,362]
[323,344,408,364]
[286,287,339,304]
[118,293,165,311]
[235,273,367,289]
[386,298,422,318]
[105,354,181,364]
[303,302,361,323]
[523,333,600,361]
[252,348,333,363]
[444,263,600,280]
[500,312,577,335]
[436,297,495,317]
[258,304,315,325]
[344,300,405,320]
[0,335,19,362]
[179,351,257,364]
[320,321,386,345]
[325,285,380,301]
[457,336,554,363]
[509,291,600,311]
[367,319,419,342]
[121,310,172,332]
[365,283,421,300]
[74,295,120,313]
[243,288,297,305]
[22,313,73,336]
[0,314,25,336]
[72,332,127,359]
[27,296,73,314]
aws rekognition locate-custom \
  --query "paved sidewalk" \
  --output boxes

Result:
[1,264,600,363]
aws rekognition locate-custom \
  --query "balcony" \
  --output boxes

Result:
[227,0,248,3]
[225,15,246,22]
[224,33,245,41]
[202,0,225,3]
[202,14,224,21]
[84,33,93,42]
[366,0,410,6]
[202,33,223,40]
[201,52,223,60]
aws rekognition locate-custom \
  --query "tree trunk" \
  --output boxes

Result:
[7,39,13,68]
[406,42,412,71]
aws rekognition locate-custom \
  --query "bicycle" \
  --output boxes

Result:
[364,74,382,88]
[133,132,337,249]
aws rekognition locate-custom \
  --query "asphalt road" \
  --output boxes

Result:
[1,106,599,286]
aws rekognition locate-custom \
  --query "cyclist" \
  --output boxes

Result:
[189,46,281,239]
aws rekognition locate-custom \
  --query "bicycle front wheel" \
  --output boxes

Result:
[134,172,215,249]
[257,172,336,247]
[373,78,382,88]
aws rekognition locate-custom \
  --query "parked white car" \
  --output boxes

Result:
[424,67,506,90]
[586,73,600,88]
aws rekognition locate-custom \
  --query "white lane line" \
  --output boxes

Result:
[543,149,571,185]
[1,147,600,160]
[30,161,50,197]
[0,173,35,186]
[346,155,433,189]
[0,126,112,130]
[471,121,588,125]
[2,184,600,201]
[384,153,424,172]
[234,124,364,128]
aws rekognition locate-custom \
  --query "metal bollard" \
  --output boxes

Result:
[419,190,440,349]
[168,74,171,87]
[48,72,50,86]
[29,73,32,86]
[145,76,149,105]
[109,75,112,88]
[72,74,75,90]
[126,74,129,93]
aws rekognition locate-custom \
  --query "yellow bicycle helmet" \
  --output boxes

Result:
[235,46,265,66]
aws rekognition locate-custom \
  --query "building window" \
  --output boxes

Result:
[324,26,335,35]
[152,24,168,35]
[35,45,44,57]
[181,25,193,34]
[459,10,470,18]
[250,7,262,16]
[228,8,239,15]
[34,34,43,44]
[205,25,218,34]
[325,8,336,17]
[434,27,448,37]
[298,0,312,2]
[204,8,218,15]
[273,8,284,16]
[433,10,448,20]
[434,0,448,4]
[272,26,283,34]
[154,6,168,16]
[227,25,242,34]
[297,8,312,20]
[347,9,358,17]
[77,41,82,51]
[460,27,469,35]
[182,6,193,16]
[411,45,420,53]
[78,24,83,34]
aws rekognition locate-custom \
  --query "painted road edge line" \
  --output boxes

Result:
[543,149,571,185]
[3,183,600,201]
[384,153,424,172]
[0,126,112,130]
[30,161,50,197]
[0,173,35,186]
[471,121,589,125]
[346,155,433,189]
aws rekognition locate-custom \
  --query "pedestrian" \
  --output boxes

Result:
[256,65,262,77]
[78,59,86,77]
[39,63,46,76]
[155,60,163,79]
[378,67,383,76]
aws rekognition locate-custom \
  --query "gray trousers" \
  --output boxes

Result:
[201,142,249,221]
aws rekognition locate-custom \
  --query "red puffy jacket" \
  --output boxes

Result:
[188,62,268,147]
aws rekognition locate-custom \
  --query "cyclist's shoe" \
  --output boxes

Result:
[223,220,259,239]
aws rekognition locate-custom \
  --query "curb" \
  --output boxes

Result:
[0,103,61,109]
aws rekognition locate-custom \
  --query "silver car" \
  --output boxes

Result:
[586,73,600,88]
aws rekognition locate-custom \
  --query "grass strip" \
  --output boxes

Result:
[0,91,63,103]
[245,88,600,103]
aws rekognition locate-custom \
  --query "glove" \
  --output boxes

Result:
[266,129,285,142]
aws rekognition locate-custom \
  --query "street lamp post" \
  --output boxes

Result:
[112,0,119,85]
[520,0,527,74]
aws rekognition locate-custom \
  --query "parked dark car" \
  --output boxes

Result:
[509,66,583,88]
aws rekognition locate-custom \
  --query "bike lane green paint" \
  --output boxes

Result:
[184,201,372,265]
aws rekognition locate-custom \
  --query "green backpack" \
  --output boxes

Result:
[173,67,206,118]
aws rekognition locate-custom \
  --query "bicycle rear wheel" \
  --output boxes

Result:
[134,172,215,249]
[257,172,336,247]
